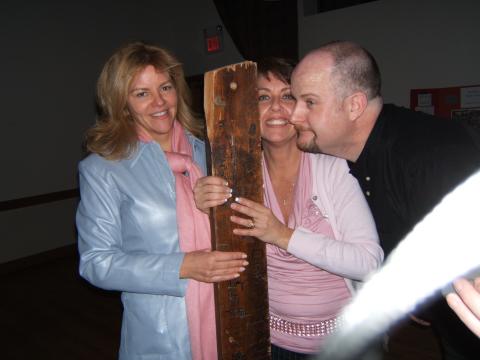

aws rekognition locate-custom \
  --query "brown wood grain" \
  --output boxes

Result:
[204,61,270,360]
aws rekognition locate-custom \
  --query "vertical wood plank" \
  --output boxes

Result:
[204,61,270,360]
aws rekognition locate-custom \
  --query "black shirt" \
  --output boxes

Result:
[348,104,480,256]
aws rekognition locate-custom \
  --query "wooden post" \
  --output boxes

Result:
[204,61,270,360]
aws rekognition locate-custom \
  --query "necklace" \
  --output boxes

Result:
[281,181,296,206]
[264,153,300,220]
[277,180,296,223]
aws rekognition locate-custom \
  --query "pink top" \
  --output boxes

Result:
[263,152,382,354]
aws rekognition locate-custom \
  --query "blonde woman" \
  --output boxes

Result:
[76,42,247,360]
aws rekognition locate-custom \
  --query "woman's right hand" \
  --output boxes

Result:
[193,176,232,214]
[180,250,248,283]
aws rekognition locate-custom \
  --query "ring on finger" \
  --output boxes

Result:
[248,220,255,229]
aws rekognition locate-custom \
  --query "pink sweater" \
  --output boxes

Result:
[264,153,383,353]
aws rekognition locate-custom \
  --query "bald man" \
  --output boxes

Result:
[290,41,480,359]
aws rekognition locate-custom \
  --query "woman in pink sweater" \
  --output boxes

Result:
[194,58,383,359]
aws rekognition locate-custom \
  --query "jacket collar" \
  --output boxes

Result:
[127,131,200,168]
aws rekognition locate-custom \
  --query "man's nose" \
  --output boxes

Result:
[289,103,302,125]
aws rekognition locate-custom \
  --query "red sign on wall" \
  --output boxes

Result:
[204,25,224,54]
[410,85,480,119]
[206,36,221,53]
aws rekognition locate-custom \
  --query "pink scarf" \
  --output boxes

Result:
[138,121,217,360]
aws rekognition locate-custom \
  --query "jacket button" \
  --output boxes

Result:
[312,195,318,201]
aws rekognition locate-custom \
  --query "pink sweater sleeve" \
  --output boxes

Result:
[287,155,383,281]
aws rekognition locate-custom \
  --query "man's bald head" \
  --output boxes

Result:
[290,41,383,161]
[298,41,382,101]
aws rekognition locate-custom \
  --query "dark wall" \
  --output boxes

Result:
[0,0,242,263]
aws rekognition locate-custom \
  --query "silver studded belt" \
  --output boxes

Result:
[269,313,342,337]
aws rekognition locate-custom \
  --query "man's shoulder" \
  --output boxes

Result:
[381,103,470,131]
[381,104,442,128]
[381,105,480,170]
[381,104,473,146]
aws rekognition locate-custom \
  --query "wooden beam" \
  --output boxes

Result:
[204,61,270,360]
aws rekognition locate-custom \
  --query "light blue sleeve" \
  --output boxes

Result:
[189,133,207,175]
[76,159,188,296]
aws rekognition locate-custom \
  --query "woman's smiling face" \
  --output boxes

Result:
[257,72,297,147]
[127,65,178,150]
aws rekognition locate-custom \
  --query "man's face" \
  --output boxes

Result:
[290,53,350,157]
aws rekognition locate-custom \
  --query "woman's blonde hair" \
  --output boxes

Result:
[86,42,203,159]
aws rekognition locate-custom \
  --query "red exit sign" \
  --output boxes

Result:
[206,35,221,52]
[204,25,223,53]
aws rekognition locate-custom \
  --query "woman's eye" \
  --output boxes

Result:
[258,94,270,101]
[282,93,295,101]
[306,99,315,107]
[135,91,148,98]
[161,84,173,92]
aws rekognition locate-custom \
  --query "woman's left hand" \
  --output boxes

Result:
[230,197,293,250]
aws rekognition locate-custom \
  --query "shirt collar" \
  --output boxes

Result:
[348,104,389,174]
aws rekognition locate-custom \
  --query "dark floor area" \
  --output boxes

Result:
[0,251,442,360]
[1,254,121,360]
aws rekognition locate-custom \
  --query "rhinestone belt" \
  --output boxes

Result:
[269,313,342,337]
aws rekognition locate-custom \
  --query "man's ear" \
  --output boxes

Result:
[345,91,368,121]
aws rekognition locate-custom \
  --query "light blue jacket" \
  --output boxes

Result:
[76,134,206,360]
